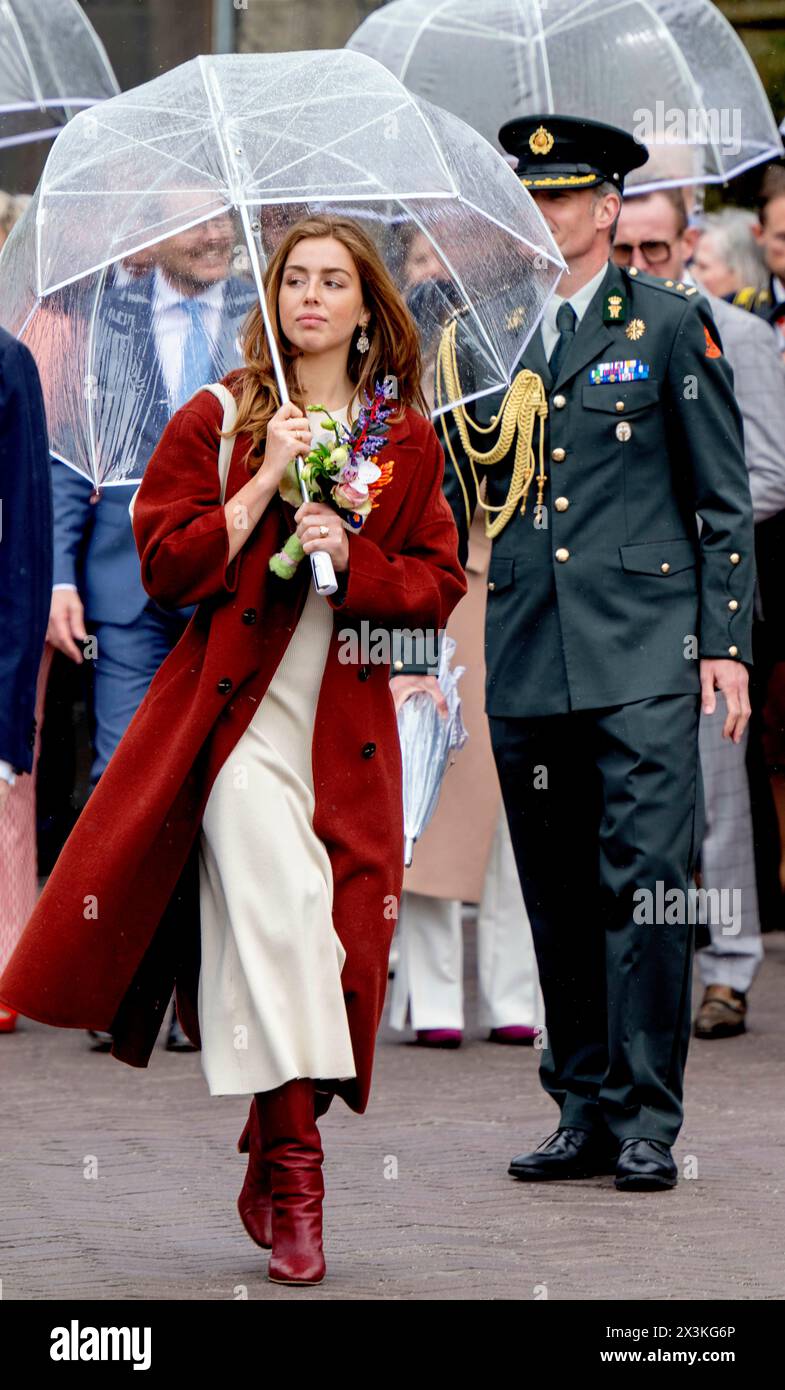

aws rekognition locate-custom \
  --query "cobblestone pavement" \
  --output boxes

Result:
[2,922,784,1301]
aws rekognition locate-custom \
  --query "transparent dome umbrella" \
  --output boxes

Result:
[0,49,563,594]
[347,0,783,194]
[0,0,119,149]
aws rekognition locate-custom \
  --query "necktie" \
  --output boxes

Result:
[548,300,577,380]
[178,298,214,405]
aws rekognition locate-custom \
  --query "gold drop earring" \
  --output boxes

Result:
[356,319,370,353]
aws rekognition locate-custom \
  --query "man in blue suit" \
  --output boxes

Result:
[45,212,256,1049]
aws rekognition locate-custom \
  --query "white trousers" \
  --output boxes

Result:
[388,806,544,1030]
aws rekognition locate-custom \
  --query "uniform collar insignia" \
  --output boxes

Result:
[603,291,627,324]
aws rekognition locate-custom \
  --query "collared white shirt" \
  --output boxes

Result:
[52,269,227,598]
[151,266,225,405]
[540,261,610,360]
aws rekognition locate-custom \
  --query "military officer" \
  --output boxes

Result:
[393,115,755,1191]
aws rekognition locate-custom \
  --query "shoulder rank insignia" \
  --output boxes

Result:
[625,317,646,341]
[704,325,722,358]
[603,291,626,323]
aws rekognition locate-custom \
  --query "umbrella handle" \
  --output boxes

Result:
[296,454,338,596]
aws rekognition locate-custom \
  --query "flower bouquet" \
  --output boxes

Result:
[269,380,396,580]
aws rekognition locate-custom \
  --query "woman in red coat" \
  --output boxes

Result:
[0,213,466,1286]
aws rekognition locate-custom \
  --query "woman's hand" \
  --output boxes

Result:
[389,674,448,718]
[257,401,312,487]
[294,500,350,573]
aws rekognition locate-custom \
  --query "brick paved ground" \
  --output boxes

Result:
[2,919,784,1301]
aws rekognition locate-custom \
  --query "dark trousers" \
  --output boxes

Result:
[489,693,703,1147]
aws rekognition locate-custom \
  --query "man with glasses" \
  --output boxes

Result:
[615,188,785,1044]
[407,115,755,1191]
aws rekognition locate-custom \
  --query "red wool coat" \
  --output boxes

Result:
[0,376,467,1116]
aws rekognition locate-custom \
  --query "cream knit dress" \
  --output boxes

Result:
[197,402,358,1096]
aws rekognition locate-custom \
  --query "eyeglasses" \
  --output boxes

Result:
[612,239,677,267]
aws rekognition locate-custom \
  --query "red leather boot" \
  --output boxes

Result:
[259,1077,326,1286]
[236,1096,273,1249]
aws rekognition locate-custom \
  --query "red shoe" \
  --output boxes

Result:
[415,1028,462,1048]
[236,1097,272,1250]
[259,1078,326,1286]
[0,1004,18,1033]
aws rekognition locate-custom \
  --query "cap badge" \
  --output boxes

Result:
[529,125,555,156]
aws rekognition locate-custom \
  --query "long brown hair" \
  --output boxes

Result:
[226,214,429,473]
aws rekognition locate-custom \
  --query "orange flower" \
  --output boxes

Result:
[368,459,396,509]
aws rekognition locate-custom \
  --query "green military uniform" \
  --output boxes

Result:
[410,119,755,1151]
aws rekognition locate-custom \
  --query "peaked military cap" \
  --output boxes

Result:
[499,114,648,192]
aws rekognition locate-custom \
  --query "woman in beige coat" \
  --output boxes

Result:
[389,507,543,1045]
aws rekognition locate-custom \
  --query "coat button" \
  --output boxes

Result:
[241,607,257,624]
[216,677,233,694]
[728,599,739,611]
[554,496,569,512]
[615,400,625,412]
[555,548,570,563]
[362,741,376,758]
[393,660,404,671]
[728,646,739,657]
[358,665,371,681]
[730,552,741,564]
[660,562,670,573]
[551,446,566,462]
[553,394,566,409]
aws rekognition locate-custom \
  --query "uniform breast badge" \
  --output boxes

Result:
[625,318,646,341]
[590,360,649,383]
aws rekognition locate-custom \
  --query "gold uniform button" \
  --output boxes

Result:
[665,279,674,287]
[629,267,638,276]
[554,496,569,512]
[660,562,670,574]
[553,394,567,409]
[615,400,625,412]
[488,581,495,590]
[555,548,570,562]
[728,599,739,611]
[676,282,685,291]
[728,646,739,657]
[393,659,404,670]
[551,446,566,462]
[730,552,741,564]
[616,421,632,441]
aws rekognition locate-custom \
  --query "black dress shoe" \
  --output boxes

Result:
[614,1138,677,1191]
[86,1029,113,1051]
[509,1126,619,1181]
[165,1010,197,1051]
